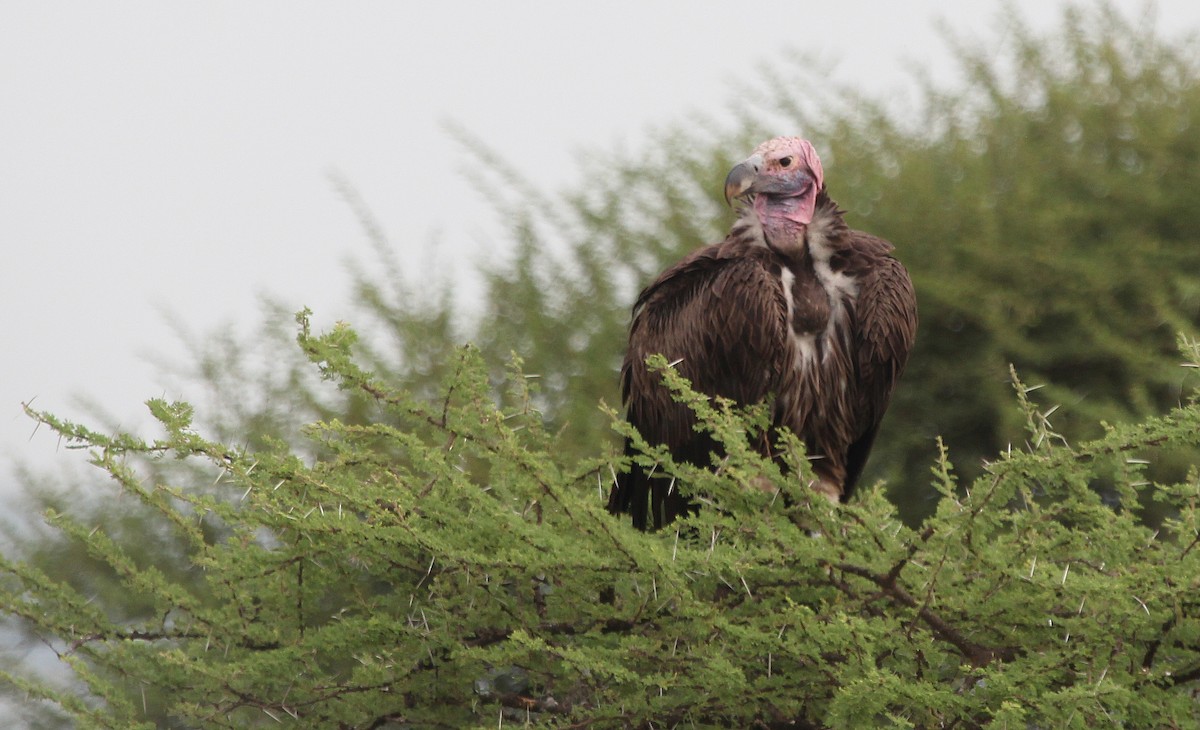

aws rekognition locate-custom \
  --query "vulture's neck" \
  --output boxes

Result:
[732,191,843,264]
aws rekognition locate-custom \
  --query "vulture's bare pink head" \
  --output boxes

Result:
[724,137,824,228]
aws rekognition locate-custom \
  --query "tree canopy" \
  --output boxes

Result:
[5,319,1200,727]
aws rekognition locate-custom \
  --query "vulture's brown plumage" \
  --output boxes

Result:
[608,137,917,530]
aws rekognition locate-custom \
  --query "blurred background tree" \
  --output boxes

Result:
[4,2,1200,721]
[165,2,1196,523]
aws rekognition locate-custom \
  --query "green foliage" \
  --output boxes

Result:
[4,317,1200,727]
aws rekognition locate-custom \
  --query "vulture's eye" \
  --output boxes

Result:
[779,156,793,168]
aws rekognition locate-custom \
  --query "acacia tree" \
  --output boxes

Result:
[5,2,1200,726]
[3,318,1200,727]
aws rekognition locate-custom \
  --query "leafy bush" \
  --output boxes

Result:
[4,316,1200,728]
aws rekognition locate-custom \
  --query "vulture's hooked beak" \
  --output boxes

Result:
[724,153,762,206]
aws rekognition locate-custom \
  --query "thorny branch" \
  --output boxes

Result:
[826,559,1017,667]
[354,373,654,575]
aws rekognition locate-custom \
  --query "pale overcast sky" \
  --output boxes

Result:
[2,2,1197,492]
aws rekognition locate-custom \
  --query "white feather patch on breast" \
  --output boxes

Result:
[807,209,859,369]
[779,267,796,320]
[793,332,818,367]
[806,209,860,302]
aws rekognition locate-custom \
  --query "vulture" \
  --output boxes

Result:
[607,137,917,530]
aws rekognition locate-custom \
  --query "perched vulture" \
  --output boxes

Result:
[608,137,917,530]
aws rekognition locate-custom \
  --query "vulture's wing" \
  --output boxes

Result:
[842,232,918,494]
[609,242,789,529]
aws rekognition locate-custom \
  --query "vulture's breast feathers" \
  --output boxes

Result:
[731,192,860,368]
